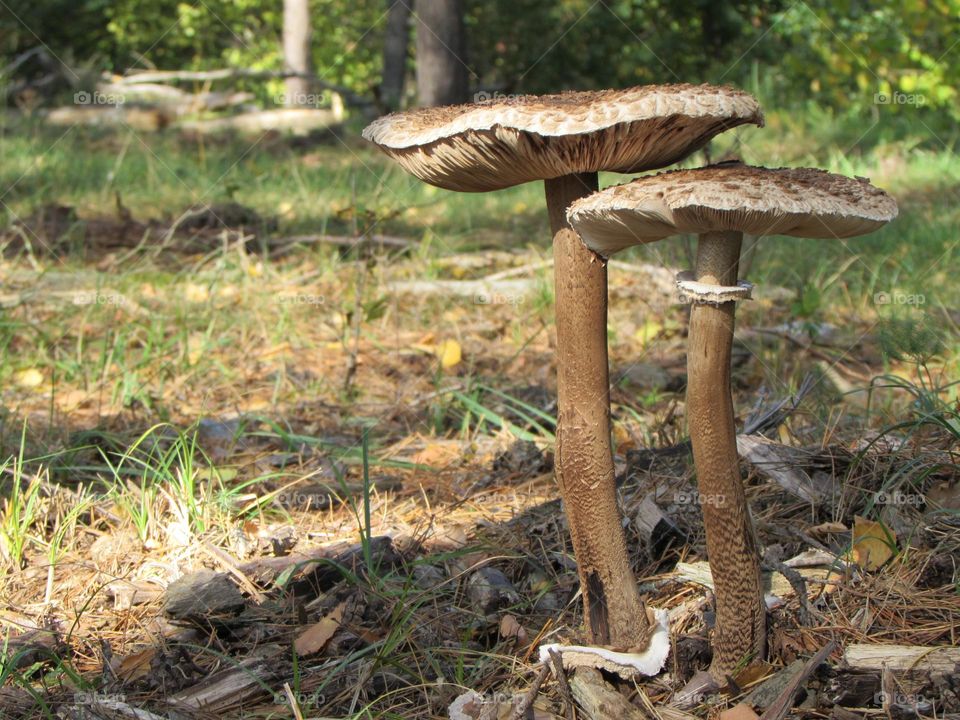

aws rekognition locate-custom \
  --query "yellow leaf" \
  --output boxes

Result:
[15,369,44,388]
[634,320,662,347]
[436,339,462,368]
[851,516,897,571]
[184,284,209,303]
[186,333,205,365]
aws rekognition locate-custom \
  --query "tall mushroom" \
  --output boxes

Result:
[362,86,763,656]
[568,164,898,681]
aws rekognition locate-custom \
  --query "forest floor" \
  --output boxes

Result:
[0,114,958,719]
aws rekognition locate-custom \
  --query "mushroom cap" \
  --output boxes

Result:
[567,164,899,255]
[362,84,763,192]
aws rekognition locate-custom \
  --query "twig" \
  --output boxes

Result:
[510,661,552,720]
[111,68,369,107]
[549,649,576,720]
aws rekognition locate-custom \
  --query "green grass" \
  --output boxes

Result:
[0,105,958,716]
[3,109,958,313]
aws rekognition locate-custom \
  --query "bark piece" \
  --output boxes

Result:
[569,667,646,720]
[169,645,287,710]
[163,570,246,622]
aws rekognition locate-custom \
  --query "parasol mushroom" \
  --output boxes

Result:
[362,86,763,664]
[567,163,898,682]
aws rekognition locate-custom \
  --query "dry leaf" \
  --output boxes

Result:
[719,702,760,720]
[851,516,897,571]
[114,647,156,682]
[15,368,44,388]
[184,283,210,303]
[294,601,345,656]
[499,614,528,643]
[634,319,663,347]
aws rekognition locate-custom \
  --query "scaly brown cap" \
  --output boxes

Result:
[567,164,899,255]
[362,85,763,192]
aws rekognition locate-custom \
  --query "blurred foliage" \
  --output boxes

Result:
[2,0,959,126]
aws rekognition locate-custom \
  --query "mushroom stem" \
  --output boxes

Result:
[685,230,765,680]
[545,172,651,649]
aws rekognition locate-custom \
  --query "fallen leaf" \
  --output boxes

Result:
[436,339,462,369]
[499,614,528,643]
[719,702,760,720]
[294,601,345,656]
[851,516,897,571]
[15,368,44,388]
[634,319,662,347]
[184,283,210,303]
[114,647,156,682]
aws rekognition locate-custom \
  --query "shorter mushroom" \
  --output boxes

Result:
[567,164,898,683]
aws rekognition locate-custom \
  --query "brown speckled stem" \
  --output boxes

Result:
[546,172,651,650]
[685,231,765,680]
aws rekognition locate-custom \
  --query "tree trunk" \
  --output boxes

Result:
[414,0,469,107]
[283,0,312,106]
[381,0,411,111]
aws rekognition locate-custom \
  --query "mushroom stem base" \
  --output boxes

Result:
[686,230,765,681]
[546,173,651,650]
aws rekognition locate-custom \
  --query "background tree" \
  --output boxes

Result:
[283,0,312,106]
[380,0,411,111]
[414,0,469,107]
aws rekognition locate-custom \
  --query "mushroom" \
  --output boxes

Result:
[362,86,763,658]
[567,164,898,681]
